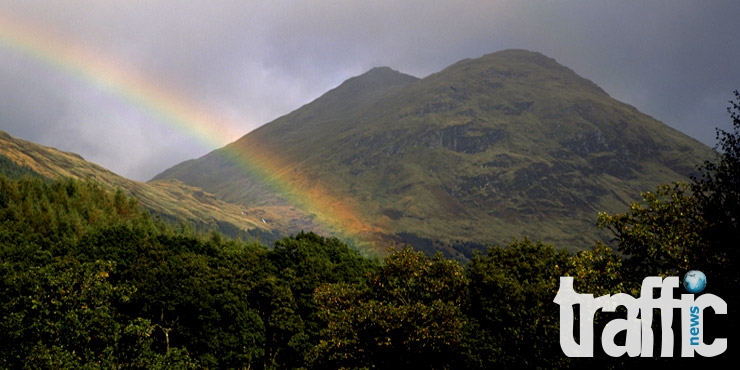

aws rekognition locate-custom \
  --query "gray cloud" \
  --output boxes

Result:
[1,0,738,180]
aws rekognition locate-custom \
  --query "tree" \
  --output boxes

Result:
[0,258,196,369]
[464,238,571,369]
[265,231,377,368]
[311,247,468,369]
[694,90,740,234]
[595,91,740,361]
[690,90,740,349]
[596,183,704,281]
[123,234,268,369]
[692,90,740,282]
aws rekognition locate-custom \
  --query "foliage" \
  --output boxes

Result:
[596,183,704,280]
[691,90,740,292]
[688,90,740,346]
[694,90,740,239]
[567,242,625,297]
[2,86,738,370]
[0,177,243,367]
[465,239,570,369]
[0,130,277,246]
[265,231,379,368]
[0,176,380,369]
[0,154,42,180]
[311,247,467,369]
[594,91,740,363]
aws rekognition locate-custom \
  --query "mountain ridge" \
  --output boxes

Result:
[0,130,288,243]
[154,49,712,256]
[1,49,712,257]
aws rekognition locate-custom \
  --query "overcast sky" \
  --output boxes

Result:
[1,1,738,181]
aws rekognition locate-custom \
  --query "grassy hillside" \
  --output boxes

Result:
[154,50,712,256]
[0,130,283,242]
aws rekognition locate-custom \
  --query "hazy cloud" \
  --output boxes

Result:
[1,0,738,180]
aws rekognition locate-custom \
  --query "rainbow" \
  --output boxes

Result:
[0,13,380,252]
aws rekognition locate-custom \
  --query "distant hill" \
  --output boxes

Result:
[154,49,713,257]
[0,130,283,243]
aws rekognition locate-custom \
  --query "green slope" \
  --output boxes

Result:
[0,130,281,242]
[154,49,713,255]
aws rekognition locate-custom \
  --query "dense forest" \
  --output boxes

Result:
[0,92,738,369]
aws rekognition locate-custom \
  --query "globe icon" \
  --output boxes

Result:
[683,270,707,293]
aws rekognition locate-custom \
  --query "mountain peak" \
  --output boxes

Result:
[331,66,419,95]
[253,66,418,132]
[364,66,410,77]
[483,48,555,60]
[154,50,712,256]
[428,48,607,98]
[464,49,563,67]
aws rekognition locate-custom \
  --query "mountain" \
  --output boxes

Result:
[154,49,713,256]
[0,130,284,242]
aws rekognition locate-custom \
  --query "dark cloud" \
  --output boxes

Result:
[1,0,738,180]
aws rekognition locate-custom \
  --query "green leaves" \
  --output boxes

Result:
[597,182,703,279]
[263,231,378,368]
[2,132,737,370]
[0,258,140,368]
[568,242,625,296]
[312,247,467,369]
[465,239,570,368]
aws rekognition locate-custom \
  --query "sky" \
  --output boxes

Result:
[0,0,738,181]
